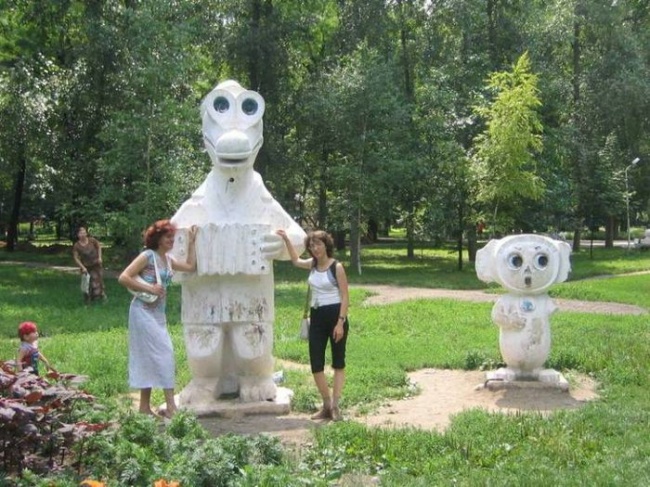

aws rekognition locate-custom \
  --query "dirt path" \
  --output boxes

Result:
[356,284,647,315]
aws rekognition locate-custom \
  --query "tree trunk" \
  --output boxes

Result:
[334,230,345,252]
[406,212,415,259]
[456,202,464,270]
[486,0,498,68]
[571,5,583,255]
[397,0,414,104]
[572,226,581,253]
[6,152,27,252]
[467,226,478,263]
[382,219,391,237]
[249,0,262,91]
[367,218,378,243]
[317,147,329,229]
[56,219,63,241]
[605,215,615,249]
[349,207,362,275]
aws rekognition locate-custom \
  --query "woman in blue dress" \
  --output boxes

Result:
[119,220,197,418]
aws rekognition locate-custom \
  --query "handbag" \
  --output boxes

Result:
[80,272,90,294]
[300,285,311,341]
[128,250,161,304]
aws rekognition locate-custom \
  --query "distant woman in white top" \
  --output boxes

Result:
[277,229,349,421]
[118,220,197,418]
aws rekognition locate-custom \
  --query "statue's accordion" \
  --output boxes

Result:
[174,223,271,276]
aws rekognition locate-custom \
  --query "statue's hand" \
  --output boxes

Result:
[260,233,284,260]
[188,225,198,243]
[493,303,526,330]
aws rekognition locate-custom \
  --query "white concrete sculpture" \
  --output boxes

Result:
[171,80,306,410]
[636,229,650,249]
[475,234,572,389]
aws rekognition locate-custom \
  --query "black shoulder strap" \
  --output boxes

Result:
[328,259,338,287]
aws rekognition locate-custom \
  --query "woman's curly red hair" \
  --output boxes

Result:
[144,220,176,250]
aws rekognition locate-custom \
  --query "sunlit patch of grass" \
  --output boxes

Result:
[552,274,650,307]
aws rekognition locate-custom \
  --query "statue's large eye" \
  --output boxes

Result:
[508,253,523,269]
[535,253,549,269]
[241,98,258,115]
[213,96,230,113]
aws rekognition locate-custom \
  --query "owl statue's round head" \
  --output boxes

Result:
[200,80,265,174]
[475,234,571,294]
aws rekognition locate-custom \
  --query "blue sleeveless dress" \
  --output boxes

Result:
[128,250,175,389]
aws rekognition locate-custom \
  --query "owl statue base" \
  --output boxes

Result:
[483,367,569,392]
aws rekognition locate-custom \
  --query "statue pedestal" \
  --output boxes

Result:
[161,387,293,418]
[480,368,569,392]
[185,386,293,418]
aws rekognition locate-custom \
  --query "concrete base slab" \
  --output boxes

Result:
[161,387,294,418]
[478,368,569,392]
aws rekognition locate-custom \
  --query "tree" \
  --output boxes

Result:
[0,62,60,249]
[2,0,649,260]
[318,46,410,274]
[0,1,70,248]
[471,51,544,235]
[95,1,210,251]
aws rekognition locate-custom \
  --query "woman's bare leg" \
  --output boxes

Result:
[163,388,177,417]
[139,388,153,415]
[311,372,332,419]
[331,369,345,421]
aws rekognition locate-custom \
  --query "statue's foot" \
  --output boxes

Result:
[178,379,218,407]
[538,369,569,390]
[485,367,519,382]
[239,376,277,402]
[483,367,569,391]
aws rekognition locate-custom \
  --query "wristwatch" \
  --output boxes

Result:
[338,316,346,321]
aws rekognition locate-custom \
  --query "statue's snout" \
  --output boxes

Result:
[214,130,256,161]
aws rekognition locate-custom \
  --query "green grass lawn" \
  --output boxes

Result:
[1,243,650,486]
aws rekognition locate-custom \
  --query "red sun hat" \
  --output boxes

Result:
[18,321,38,338]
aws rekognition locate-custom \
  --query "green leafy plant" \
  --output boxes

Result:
[0,362,108,481]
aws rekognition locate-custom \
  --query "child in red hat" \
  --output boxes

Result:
[17,321,55,375]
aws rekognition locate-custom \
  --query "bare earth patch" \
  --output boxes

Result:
[199,367,599,448]
[356,368,598,431]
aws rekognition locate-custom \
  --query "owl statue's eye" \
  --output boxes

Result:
[508,253,523,269]
[213,96,230,113]
[535,253,549,269]
[241,97,258,115]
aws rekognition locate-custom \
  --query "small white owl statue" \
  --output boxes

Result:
[476,234,572,388]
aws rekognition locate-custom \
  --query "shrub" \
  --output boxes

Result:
[0,361,109,482]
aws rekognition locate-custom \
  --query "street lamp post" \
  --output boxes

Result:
[625,157,641,250]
